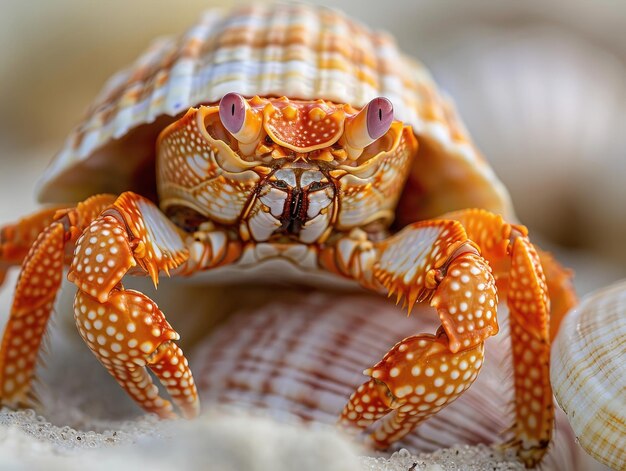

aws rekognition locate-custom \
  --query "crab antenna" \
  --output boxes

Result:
[219,92,263,152]
[342,97,394,159]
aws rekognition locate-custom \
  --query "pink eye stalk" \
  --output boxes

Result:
[342,96,395,158]
[366,97,394,140]
[219,92,247,134]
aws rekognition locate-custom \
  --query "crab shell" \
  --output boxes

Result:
[37,4,512,226]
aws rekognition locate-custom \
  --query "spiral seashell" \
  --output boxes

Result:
[191,290,581,470]
[551,281,626,470]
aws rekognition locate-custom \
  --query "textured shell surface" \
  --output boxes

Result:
[38,3,511,223]
[551,280,626,470]
[191,291,581,470]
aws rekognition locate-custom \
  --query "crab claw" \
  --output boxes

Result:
[340,329,485,448]
[74,287,199,419]
[333,220,499,447]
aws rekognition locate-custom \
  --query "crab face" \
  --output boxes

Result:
[156,94,418,243]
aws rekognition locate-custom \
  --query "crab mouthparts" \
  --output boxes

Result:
[279,187,306,235]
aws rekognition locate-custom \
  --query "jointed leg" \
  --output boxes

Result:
[64,192,201,417]
[341,329,485,447]
[534,248,577,339]
[0,206,65,287]
[323,221,499,447]
[443,209,577,335]
[1,189,241,417]
[443,208,576,466]
[0,195,116,406]
[67,192,242,417]
[74,286,198,418]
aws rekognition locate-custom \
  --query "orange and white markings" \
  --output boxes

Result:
[441,209,511,266]
[112,193,188,285]
[443,208,576,335]
[340,379,393,430]
[442,208,560,467]
[148,341,199,419]
[68,216,136,303]
[333,219,498,449]
[508,237,553,465]
[0,206,64,278]
[68,193,190,301]
[74,288,198,419]
[0,195,120,407]
[67,193,197,418]
[432,253,499,353]
[535,248,577,340]
[340,329,485,447]
[0,191,199,418]
[374,220,468,309]
[263,100,345,152]
[0,222,65,406]
[157,106,262,225]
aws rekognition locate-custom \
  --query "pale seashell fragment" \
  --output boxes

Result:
[551,280,626,470]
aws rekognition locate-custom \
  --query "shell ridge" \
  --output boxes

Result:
[551,281,626,470]
[38,3,513,222]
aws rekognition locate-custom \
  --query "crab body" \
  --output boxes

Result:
[0,5,577,468]
[155,97,415,283]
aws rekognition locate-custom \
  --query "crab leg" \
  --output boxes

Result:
[67,192,202,418]
[0,195,116,406]
[0,206,65,287]
[534,248,577,340]
[443,208,576,467]
[323,220,499,447]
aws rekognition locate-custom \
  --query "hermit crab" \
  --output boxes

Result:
[0,4,577,468]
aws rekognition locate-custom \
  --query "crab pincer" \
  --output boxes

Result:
[333,220,498,446]
[74,287,198,418]
[67,192,198,418]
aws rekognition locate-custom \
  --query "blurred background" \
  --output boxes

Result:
[0,2,623,469]
[1,0,625,291]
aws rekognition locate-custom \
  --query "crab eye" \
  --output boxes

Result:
[342,96,395,159]
[219,92,247,134]
[217,92,264,155]
[366,97,394,140]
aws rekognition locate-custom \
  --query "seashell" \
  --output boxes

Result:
[551,280,626,470]
[191,290,582,470]
[37,4,511,224]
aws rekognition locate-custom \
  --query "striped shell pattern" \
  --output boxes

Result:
[551,281,626,470]
[191,291,581,470]
[38,4,511,226]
